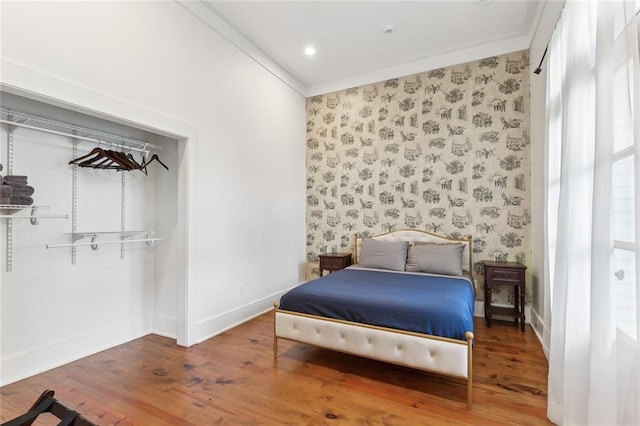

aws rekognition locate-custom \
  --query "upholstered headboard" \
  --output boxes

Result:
[354,229,473,274]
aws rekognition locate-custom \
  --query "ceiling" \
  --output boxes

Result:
[199,1,545,96]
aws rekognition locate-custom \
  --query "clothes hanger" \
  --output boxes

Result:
[71,146,135,171]
[108,149,138,171]
[124,150,144,172]
[68,146,106,165]
[142,153,169,171]
[85,150,130,170]
[70,143,159,173]
[79,155,118,170]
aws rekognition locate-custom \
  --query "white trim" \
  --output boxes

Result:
[0,315,152,386]
[179,0,547,98]
[195,287,294,343]
[530,308,550,358]
[474,301,484,318]
[306,35,532,97]
[614,145,635,161]
[153,315,178,339]
[177,0,306,97]
[0,60,193,139]
[614,240,637,251]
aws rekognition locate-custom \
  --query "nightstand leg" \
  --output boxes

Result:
[514,285,519,325]
[485,285,492,327]
[520,284,525,332]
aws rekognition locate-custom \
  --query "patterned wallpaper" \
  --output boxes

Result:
[305,50,531,304]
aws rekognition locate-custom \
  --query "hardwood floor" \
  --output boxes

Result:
[0,313,551,425]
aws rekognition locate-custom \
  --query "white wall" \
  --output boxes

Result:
[529,0,565,357]
[0,1,306,384]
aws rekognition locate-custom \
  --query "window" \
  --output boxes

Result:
[610,15,638,339]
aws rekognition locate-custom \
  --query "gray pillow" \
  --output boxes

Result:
[359,238,409,271]
[405,243,464,276]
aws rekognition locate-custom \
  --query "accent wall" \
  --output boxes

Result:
[305,51,531,305]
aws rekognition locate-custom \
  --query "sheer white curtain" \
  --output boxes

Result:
[546,0,640,425]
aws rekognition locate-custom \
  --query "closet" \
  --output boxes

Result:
[1,106,166,267]
[0,92,183,385]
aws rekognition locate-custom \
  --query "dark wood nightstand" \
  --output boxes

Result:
[483,261,527,331]
[318,253,352,276]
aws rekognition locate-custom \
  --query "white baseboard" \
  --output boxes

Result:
[529,308,550,358]
[153,315,177,339]
[474,301,484,318]
[0,315,152,386]
[195,288,291,344]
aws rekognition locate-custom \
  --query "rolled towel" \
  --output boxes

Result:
[0,163,3,171]
[0,197,10,204]
[0,185,13,198]
[9,194,33,206]
[4,175,28,185]
[9,184,34,196]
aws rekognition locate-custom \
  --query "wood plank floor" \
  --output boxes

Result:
[0,313,551,425]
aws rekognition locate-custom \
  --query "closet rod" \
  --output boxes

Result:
[46,237,163,249]
[0,214,68,219]
[0,119,151,154]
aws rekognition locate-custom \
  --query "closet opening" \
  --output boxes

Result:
[0,89,191,385]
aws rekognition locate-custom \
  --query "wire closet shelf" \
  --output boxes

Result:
[0,106,163,271]
[0,107,162,154]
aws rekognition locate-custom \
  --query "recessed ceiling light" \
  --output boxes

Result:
[305,46,316,56]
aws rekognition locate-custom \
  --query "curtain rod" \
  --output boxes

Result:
[532,0,567,77]
[534,2,640,76]
[533,44,548,75]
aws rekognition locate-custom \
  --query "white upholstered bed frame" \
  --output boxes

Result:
[273,229,476,408]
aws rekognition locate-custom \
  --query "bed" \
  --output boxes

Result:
[273,229,476,408]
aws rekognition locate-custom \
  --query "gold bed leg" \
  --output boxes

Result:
[465,331,474,409]
[273,303,278,362]
[466,235,473,276]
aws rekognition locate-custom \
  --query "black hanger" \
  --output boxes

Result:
[126,152,144,171]
[142,153,169,171]
[69,146,163,173]
[69,148,137,171]
[68,147,105,165]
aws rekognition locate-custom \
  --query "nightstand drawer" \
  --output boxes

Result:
[488,267,522,283]
[321,257,346,269]
[318,253,352,276]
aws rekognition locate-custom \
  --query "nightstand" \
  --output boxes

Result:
[483,261,527,331]
[318,253,352,276]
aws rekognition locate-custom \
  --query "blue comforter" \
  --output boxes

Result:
[279,268,474,341]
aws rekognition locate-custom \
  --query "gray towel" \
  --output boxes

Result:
[0,163,3,172]
[9,194,33,206]
[4,175,28,185]
[9,184,34,196]
[0,185,13,198]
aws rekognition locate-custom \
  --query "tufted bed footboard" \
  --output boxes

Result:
[273,307,474,408]
[274,229,476,408]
